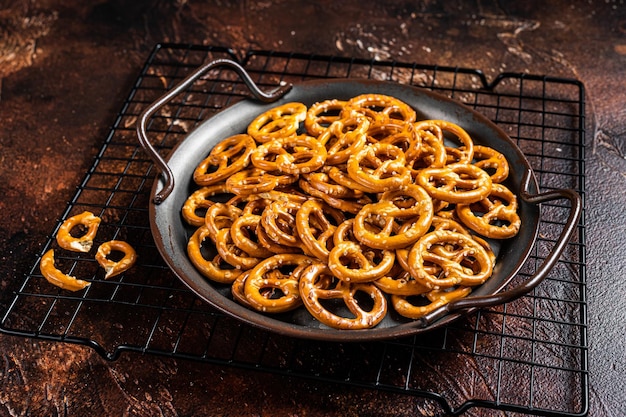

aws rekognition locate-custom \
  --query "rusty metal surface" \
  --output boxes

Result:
[0,1,624,416]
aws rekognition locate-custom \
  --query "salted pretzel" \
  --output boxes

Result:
[471,145,509,183]
[204,202,243,242]
[347,142,411,192]
[230,214,274,258]
[40,249,91,291]
[187,225,241,284]
[251,134,327,175]
[414,119,474,164]
[299,262,388,330]
[417,162,492,204]
[214,228,262,270]
[318,115,369,165]
[305,99,347,136]
[247,102,307,143]
[182,184,232,227]
[456,183,521,239]
[296,199,345,261]
[407,230,494,289]
[95,240,137,279]
[327,240,395,283]
[56,211,101,253]
[193,134,256,186]
[226,167,298,196]
[374,269,431,296]
[243,254,314,313]
[342,93,417,126]
[391,286,472,319]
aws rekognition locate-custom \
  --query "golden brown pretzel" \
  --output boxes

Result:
[407,230,494,289]
[414,119,474,164]
[347,142,411,192]
[95,240,137,279]
[456,183,521,239]
[247,102,307,143]
[299,262,388,330]
[181,184,232,227]
[193,134,256,186]
[374,269,430,296]
[391,286,472,319]
[416,162,492,204]
[251,134,327,175]
[343,93,417,125]
[318,115,369,165]
[56,211,101,253]
[187,225,241,284]
[304,99,347,136]
[296,200,344,260]
[327,241,395,283]
[472,145,509,183]
[40,249,91,291]
[230,214,274,258]
[214,228,262,270]
[204,203,243,242]
[243,254,314,313]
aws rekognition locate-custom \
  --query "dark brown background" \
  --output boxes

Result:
[1,1,624,416]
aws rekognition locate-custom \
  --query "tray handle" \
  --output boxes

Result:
[136,58,292,204]
[416,169,582,328]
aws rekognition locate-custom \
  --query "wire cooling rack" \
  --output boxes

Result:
[0,44,587,416]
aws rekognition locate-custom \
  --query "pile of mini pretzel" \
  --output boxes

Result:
[182,93,521,330]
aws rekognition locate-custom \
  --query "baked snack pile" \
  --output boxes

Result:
[183,94,521,330]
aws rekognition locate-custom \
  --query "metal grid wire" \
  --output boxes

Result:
[0,44,587,416]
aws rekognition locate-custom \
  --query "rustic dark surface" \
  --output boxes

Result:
[1,0,624,416]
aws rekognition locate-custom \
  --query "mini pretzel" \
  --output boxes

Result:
[181,184,231,227]
[225,168,288,196]
[204,203,243,242]
[193,134,256,186]
[456,183,521,239]
[251,134,327,175]
[407,127,447,171]
[302,170,365,198]
[305,99,347,136]
[214,228,262,270]
[353,201,432,250]
[374,269,430,296]
[472,145,509,183]
[417,162,492,204]
[391,286,472,319]
[343,93,417,125]
[296,199,345,261]
[95,240,137,279]
[260,199,303,249]
[40,249,90,291]
[318,115,369,165]
[407,230,494,289]
[327,241,395,283]
[247,102,307,143]
[299,177,370,215]
[299,262,387,330]
[414,120,474,164]
[230,214,274,258]
[56,211,101,253]
[243,254,314,313]
[187,226,241,284]
[347,142,411,192]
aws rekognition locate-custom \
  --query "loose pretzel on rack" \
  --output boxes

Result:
[40,249,91,291]
[56,211,101,253]
[95,240,137,279]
